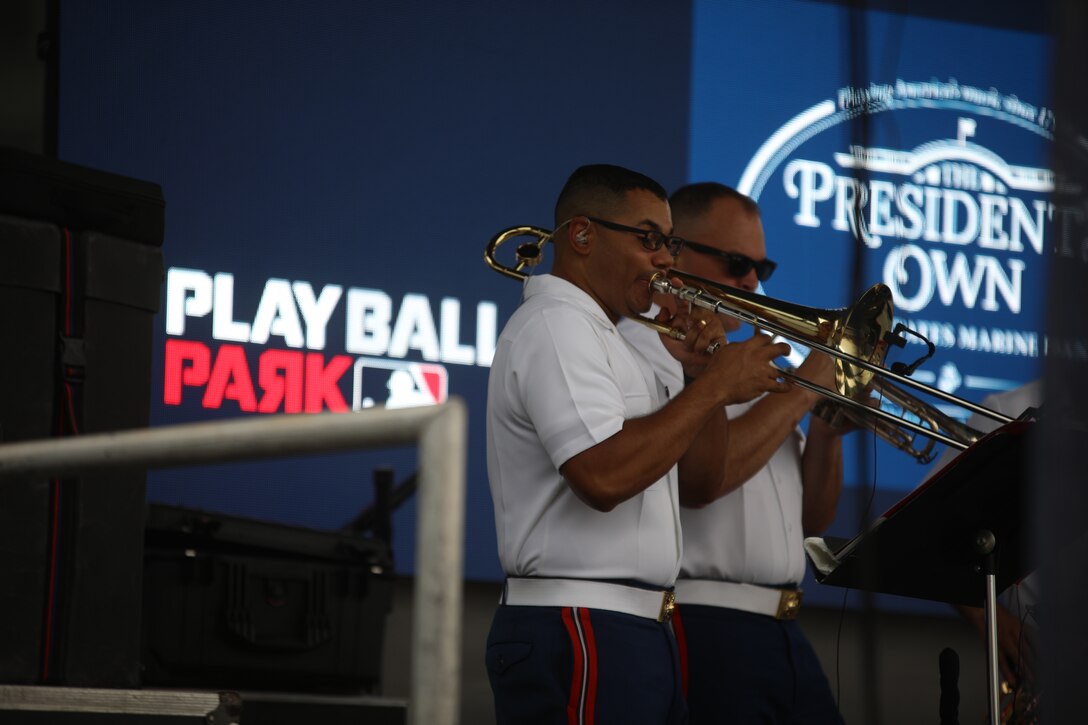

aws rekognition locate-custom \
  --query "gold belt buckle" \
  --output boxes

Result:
[658,591,676,622]
[776,590,802,620]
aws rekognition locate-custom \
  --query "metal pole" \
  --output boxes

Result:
[985,570,1000,725]
[0,406,448,477]
[976,530,1000,725]
[410,400,467,725]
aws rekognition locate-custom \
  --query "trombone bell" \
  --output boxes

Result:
[647,270,1003,463]
[650,270,895,406]
[835,284,894,402]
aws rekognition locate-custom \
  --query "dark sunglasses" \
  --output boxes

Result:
[683,240,777,282]
[586,217,685,257]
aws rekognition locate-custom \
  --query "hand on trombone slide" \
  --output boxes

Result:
[652,304,792,407]
[651,303,725,375]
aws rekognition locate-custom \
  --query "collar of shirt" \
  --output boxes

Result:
[522,274,614,331]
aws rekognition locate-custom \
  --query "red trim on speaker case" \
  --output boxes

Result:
[672,604,689,697]
[41,226,77,680]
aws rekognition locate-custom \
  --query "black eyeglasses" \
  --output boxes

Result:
[683,240,777,282]
[586,217,685,257]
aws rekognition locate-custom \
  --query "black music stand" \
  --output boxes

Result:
[805,421,1034,725]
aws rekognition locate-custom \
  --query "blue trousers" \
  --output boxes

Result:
[674,604,843,724]
[486,604,688,725]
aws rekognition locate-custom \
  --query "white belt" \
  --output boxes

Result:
[502,578,675,622]
[675,579,802,620]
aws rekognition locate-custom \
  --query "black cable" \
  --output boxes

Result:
[859,387,883,722]
[836,1,907,719]
[1012,597,1034,715]
[834,425,879,716]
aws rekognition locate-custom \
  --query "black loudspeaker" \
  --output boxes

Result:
[0,147,164,687]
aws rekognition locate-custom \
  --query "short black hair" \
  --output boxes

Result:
[669,182,759,224]
[554,164,668,227]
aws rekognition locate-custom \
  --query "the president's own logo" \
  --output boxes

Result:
[737,79,1056,398]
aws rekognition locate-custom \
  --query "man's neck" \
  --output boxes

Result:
[551,267,619,325]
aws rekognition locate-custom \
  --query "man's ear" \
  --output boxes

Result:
[554,218,592,264]
[568,218,591,253]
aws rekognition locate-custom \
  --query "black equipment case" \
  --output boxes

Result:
[142,504,395,693]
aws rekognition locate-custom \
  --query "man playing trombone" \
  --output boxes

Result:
[484,165,791,724]
[620,182,848,724]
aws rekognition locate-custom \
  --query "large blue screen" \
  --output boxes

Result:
[58,1,1050,608]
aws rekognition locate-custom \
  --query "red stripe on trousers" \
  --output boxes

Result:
[672,604,690,697]
[577,608,599,725]
[561,607,584,725]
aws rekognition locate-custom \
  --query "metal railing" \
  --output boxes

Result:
[0,400,468,725]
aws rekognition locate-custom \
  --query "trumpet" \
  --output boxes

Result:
[485,224,1013,463]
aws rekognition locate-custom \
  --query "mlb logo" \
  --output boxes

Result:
[352,357,449,410]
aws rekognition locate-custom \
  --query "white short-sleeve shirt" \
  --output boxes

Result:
[678,395,807,585]
[487,275,682,586]
[618,317,807,585]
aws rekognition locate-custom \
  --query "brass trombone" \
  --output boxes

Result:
[485,224,1014,463]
